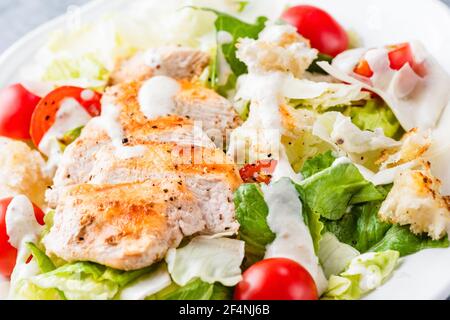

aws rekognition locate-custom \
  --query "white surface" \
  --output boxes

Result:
[0,0,448,300]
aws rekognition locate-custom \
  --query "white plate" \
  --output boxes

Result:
[0,0,448,300]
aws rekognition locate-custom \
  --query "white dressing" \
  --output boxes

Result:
[120,265,171,300]
[5,195,44,300]
[138,75,180,119]
[262,179,328,294]
[6,195,43,248]
[93,103,146,159]
[39,98,92,175]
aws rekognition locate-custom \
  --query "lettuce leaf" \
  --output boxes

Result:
[344,99,404,139]
[205,9,267,76]
[323,250,399,300]
[42,53,109,89]
[323,200,391,253]
[307,53,333,74]
[234,183,275,264]
[29,260,152,300]
[301,150,336,179]
[296,163,384,220]
[370,225,449,256]
[166,235,244,287]
[318,232,360,278]
[146,278,231,300]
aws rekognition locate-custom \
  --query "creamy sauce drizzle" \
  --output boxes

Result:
[262,179,327,294]
[138,76,180,119]
[39,98,92,175]
[94,104,146,159]
[5,195,44,299]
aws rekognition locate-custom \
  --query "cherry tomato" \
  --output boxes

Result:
[354,43,426,78]
[0,198,45,278]
[239,160,277,184]
[30,86,102,147]
[281,5,349,57]
[0,84,41,140]
[234,258,318,300]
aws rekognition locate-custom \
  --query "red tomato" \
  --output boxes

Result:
[281,5,349,57]
[354,43,426,78]
[234,258,318,300]
[30,86,102,147]
[0,198,45,278]
[239,160,277,184]
[0,84,41,140]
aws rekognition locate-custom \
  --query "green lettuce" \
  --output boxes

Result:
[307,53,333,75]
[29,261,152,300]
[296,162,384,220]
[343,99,404,139]
[324,200,391,253]
[301,150,336,179]
[197,8,266,92]
[370,225,449,256]
[318,232,360,278]
[234,184,275,265]
[146,278,232,300]
[43,53,109,89]
[323,250,399,300]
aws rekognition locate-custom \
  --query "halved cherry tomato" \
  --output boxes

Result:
[0,84,41,140]
[281,5,349,57]
[234,258,318,300]
[0,198,45,278]
[354,43,426,78]
[239,160,277,184]
[30,86,102,147]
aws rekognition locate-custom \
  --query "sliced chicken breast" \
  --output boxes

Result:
[102,80,241,147]
[45,112,242,270]
[110,46,210,85]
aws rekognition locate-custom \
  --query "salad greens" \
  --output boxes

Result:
[296,162,384,220]
[323,250,399,300]
[234,184,275,265]
[198,8,267,92]
[344,99,404,139]
[300,150,336,179]
[370,225,449,256]
[146,278,232,300]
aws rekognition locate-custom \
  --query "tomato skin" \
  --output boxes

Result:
[0,198,45,278]
[234,258,318,300]
[239,160,277,184]
[30,86,102,148]
[281,5,349,57]
[0,84,41,140]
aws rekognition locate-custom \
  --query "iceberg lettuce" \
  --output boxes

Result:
[323,250,399,300]
[166,235,245,287]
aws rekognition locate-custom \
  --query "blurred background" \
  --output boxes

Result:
[0,0,449,54]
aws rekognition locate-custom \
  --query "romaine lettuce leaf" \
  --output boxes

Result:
[323,250,399,300]
[301,150,336,179]
[370,225,449,256]
[323,200,391,253]
[146,278,231,300]
[296,163,384,220]
[204,9,267,77]
[318,232,360,278]
[234,183,275,264]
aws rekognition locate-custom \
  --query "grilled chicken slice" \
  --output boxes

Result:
[45,110,242,270]
[102,80,241,147]
[44,180,206,271]
[110,46,210,85]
